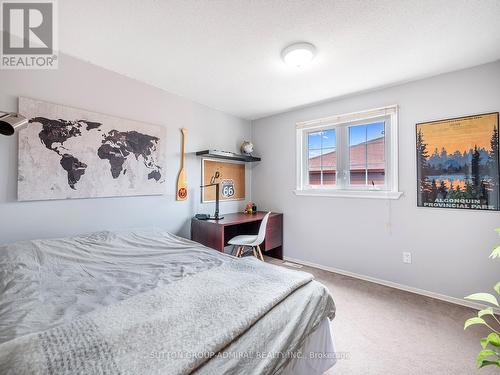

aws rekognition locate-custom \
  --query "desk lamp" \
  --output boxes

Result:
[199,183,223,220]
[198,171,224,220]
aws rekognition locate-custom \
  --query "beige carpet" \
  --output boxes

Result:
[266,257,497,375]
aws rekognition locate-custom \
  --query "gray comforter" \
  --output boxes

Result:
[0,229,335,374]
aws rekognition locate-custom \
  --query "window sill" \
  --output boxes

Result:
[293,189,403,200]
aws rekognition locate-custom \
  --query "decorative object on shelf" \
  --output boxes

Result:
[416,112,499,211]
[196,149,260,162]
[0,112,28,136]
[240,141,254,155]
[202,159,245,203]
[18,97,166,201]
[176,128,188,201]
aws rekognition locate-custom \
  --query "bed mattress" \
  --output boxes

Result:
[0,229,335,374]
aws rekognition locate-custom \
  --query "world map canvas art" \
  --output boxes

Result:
[18,97,166,201]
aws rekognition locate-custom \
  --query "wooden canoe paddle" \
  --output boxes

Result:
[176,128,188,201]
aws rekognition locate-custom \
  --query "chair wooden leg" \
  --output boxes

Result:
[252,247,258,259]
[256,245,264,261]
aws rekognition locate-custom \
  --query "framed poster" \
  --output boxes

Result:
[416,112,499,211]
[202,159,245,202]
[18,97,166,201]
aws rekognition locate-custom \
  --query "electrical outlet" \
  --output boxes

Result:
[403,252,412,264]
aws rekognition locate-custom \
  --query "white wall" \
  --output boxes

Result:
[252,61,500,299]
[0,54,252,244]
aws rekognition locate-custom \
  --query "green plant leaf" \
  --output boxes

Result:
[491,246,500,259]
[481,337,489,349]
[495,282,500,295]
[495,228,500,234]
[477,349,498,358]
[479,307,495,318]
[476,349,498,367]
[476,349,500,368]
[480,333,500,349]
[487,333,500,347]
[465,317,488,330]
[465,293,499,307]
[478,360,500,368]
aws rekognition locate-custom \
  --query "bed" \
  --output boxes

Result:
[0,228,336,374]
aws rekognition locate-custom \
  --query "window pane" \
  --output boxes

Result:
[322,129,336,148]
[349,122,385,186]
[321,147,336,185]
[308,149,322,185]
[367,128,385,186]
[349,125,367,185]
[308,131,322,150]
[308,130,336,186]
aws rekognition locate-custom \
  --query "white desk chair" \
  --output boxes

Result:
[228,212,271,261]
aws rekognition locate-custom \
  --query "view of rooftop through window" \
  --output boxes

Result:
[307,122,386,187]
[308,129,336,185]
[349,122,385,186]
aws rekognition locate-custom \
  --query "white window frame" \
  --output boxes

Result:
[295,105,402,200]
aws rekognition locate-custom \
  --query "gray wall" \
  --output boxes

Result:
[0,54,252,244]
[252,61,500,299]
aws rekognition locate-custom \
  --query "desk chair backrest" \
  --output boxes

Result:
[256,212,271,245]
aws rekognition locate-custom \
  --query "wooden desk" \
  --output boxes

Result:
[191,211,283,260]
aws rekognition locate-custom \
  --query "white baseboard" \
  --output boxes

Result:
[284,256,498,314]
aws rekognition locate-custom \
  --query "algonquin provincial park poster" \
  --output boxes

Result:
[416,112,499,211]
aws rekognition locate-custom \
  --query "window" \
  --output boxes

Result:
[307,129,336,185]
[348,122,385,186]
[296,105,402,199]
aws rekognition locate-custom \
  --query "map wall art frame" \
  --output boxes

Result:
[18,97,166,201]
[416,112,499,211]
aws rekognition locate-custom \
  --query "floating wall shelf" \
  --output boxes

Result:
[196,149,261,162]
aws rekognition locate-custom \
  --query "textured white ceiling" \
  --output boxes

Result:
[59,0,500,120]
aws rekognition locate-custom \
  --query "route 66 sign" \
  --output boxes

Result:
[221,179,235,198]
[202,159,245,202]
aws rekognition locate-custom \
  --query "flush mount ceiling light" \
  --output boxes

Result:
[281,42,316,68]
